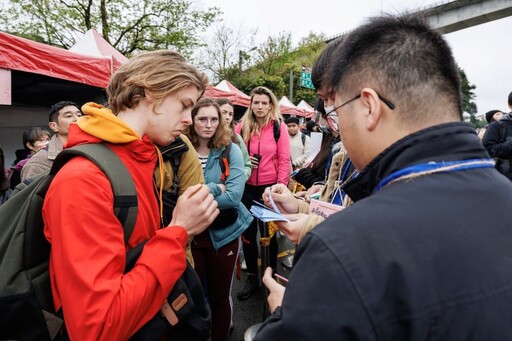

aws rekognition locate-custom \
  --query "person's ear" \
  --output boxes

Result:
[360,88,383,131]
[26,142,36,151]
[48,121,59,133]
[144,90,154,104]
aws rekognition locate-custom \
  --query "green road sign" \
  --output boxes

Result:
[300,71,315,90]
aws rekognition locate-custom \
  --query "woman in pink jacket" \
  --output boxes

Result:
[235,86,290,300]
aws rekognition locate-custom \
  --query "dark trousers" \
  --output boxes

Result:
[241,184,278,276]
[192,232,239,341]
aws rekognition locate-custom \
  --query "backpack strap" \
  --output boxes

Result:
[243,119,281,153]
[159,136,189,196]
[273,119,281,143]
[219,143,231,182]
[301,132,306,146]
[51,144,138,244]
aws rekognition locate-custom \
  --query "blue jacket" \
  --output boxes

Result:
[204,142,253,250]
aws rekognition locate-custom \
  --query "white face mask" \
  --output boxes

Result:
[324,105,335,115]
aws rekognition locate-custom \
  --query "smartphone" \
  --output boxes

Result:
[253,154,262,161]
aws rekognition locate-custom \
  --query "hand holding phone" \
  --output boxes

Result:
[250,154,262,168]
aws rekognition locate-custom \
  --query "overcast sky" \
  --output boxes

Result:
[202,0,512,118]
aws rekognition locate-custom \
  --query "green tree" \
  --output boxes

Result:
[459,67,481,127]
[196,23,257,84]
[232,32,325,105]
[0,0,220,56]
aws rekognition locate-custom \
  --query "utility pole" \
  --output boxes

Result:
[289,68,293,101]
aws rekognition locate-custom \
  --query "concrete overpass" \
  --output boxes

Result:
[326,0,512,42]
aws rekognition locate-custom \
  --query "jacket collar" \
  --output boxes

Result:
[343,122,489,202]
[47,134,64,161]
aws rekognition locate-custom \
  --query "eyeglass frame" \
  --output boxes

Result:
[324,91,396,133]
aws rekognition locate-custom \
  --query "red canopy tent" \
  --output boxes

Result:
[214,80,250,107]
[203,84,242,104]
[279,96,312,118]
[69,28,128,74]
[0,30,120,165]
[0,31,115,90]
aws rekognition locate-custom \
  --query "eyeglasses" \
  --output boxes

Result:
[325,91,396,133]
[195,117,219,126]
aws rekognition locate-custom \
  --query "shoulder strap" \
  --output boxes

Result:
[301,132,306,146]
[51,144,138,245]
[273,119,281,143]
[220,143,231,182]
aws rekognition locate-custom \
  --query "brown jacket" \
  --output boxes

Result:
[296,149,354,243]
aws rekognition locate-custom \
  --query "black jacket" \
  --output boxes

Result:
[483,114,512,179]
[255,122,512,340]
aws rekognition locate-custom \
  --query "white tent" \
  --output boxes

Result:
[297,100,315,114]
[69,28,128,72]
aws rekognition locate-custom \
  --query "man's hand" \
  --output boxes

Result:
[262,184,299,214]
[275,213,308,245]
[262,267,286,314]
[170,184,218,237]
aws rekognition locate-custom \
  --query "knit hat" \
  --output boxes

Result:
[285,117,300,125]
[485,110,501,124]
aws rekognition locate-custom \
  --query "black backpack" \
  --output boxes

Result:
[160,138,231,225]
[0,143,211,340]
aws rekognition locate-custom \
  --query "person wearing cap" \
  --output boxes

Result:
[485,109,504,124]
[483,92,512,180]
[286,116,310,170]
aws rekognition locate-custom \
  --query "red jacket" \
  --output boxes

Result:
[235,119,290,186]
[43,104,188,340]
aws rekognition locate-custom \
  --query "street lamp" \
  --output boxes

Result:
[239,47,257,75]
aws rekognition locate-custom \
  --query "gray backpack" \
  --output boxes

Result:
[0,143,137,340]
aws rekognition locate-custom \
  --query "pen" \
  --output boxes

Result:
[274,273,288,283]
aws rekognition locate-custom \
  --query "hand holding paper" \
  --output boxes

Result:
[262,184,299,214]
[250,201,290,223]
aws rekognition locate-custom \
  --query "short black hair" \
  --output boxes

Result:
[326,14,462,123]
[49,101,79,123]
[285,117,300,125]
[508,91,512,107]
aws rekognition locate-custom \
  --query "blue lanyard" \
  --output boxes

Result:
[374,158,495,193]
[331,159,359,205]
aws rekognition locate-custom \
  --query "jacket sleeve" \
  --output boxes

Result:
[482,122,512,159]
[43,165,188,341]
[236,134,252,181]
[20,151,50,181]
[294,165,325,189]
[293,134,311,168]
[212,143,246,209]
[177,135,205,195]
[277,122,291,185]
[254,233,375,340]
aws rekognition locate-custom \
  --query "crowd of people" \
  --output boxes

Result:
[1,13,512,341]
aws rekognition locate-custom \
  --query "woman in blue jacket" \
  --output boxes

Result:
[185,98,253,341]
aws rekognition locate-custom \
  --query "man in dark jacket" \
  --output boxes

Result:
[255,14,512,340]
[482,91,512,180]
